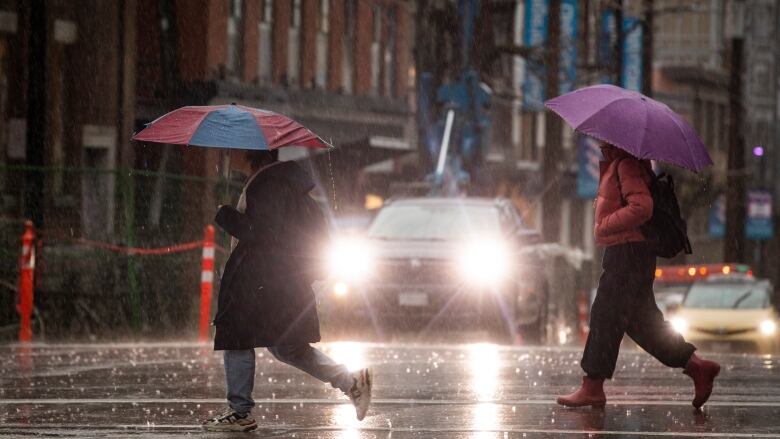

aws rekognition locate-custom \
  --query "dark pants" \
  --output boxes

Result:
[582,242,696,379]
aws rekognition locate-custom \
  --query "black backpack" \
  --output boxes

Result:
[616,159,692,258]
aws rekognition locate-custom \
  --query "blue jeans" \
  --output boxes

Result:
[224,344,354,414]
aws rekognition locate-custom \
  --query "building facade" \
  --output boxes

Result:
[652,0,780,280]
[0,0,416,240]
[0,0,417,335]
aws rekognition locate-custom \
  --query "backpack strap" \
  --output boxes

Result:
[614,157,658,202]
[612,157,632,206]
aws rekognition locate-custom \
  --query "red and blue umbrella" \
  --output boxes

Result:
[132,104,331,150]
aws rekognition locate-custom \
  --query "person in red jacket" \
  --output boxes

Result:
[557,142,720,410]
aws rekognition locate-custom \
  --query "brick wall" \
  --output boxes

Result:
[176,0,209,81]
[394,3,410,98]
[205,0,228,77]
[353,0,372,95]
[272,0,291,84]
[242,0,260,82]
[300,0,318,88]
[327,0,344,92]
[158,0,411,96]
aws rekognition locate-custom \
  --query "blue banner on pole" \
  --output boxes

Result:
[577,135,602,198]
[708,194,725,239]
[622,17,643,91]
[522,0,549,110]
[522,0,578,110]
[747,190,774,240]
[599,11,643,89]
[598,10,616,85]
[559,0,579,94]
[709,192,774,240]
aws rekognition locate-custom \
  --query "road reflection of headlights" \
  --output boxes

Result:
[671,317,688,334]
[760,320,777,336]
[459,239,511,286]
[327,238,373,282]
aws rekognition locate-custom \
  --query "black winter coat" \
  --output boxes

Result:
[212,161,328,350]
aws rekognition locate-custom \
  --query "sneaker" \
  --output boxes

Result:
[348,368,372,421]
[202,407,258,432]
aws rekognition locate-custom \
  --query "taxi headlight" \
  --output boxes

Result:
[458,239,511,286]
[327,238,374,282]
[760,320,777,336]
[333,282,349,297]
[671,317,688,334]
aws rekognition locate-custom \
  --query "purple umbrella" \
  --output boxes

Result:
[545,84,713,172]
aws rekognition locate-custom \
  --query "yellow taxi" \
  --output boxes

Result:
[669,274,780,354]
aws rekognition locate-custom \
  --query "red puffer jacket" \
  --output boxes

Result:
[595,148,654,247]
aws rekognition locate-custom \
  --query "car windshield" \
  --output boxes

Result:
[368,203,501,241]
[684,282,770,309]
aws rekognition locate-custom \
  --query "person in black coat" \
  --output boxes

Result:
[202,149,372,432]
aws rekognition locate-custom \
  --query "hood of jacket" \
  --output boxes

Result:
[253,160,315,194]
[601,144,653,174]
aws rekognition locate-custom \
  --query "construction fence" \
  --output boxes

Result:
[0,164,243,340]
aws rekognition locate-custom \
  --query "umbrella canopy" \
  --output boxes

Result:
[132,104,331,150]
[545,84,713,172]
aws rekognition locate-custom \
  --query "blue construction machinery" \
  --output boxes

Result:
[418,0,493,195]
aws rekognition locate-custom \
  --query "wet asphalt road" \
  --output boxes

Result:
[1,341,779,438]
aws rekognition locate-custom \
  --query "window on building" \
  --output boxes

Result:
[226,0,244,80]
[382,7,396,97]
[370,4,382,95]
[518,112,539,163]
[341,0,356,93]
[716,103,726,151]
[258,0,273,83]
[315,0,330,88]
[287,0,302,86]
[81,125,117,240]
[703,101,714,153]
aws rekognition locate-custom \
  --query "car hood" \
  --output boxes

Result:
[676,308,777,331]
[368,238,462,261]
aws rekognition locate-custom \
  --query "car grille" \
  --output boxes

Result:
[692,327,754,336]
[376,258,456,286]
[695,340,760,353]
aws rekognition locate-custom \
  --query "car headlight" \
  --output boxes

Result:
[458,239,511,286]
[326,238,374,282]
[760,320,777,336]
[671,317,688,333]
[332,282,349,297]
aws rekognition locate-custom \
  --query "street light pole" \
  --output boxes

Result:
[641,0,654,97]
[724,33,746,263]
[613,0,624,85]
[24,0,46,227]
[542,0,562,243]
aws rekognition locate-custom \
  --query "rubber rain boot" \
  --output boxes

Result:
[556,377,607,408]
[683,353,721,409]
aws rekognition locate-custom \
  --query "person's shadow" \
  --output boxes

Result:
[556,408,606,432]
[693,408,711,427]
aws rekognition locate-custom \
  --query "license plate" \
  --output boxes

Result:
[399,292,429,307]
[712,342,732,351]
